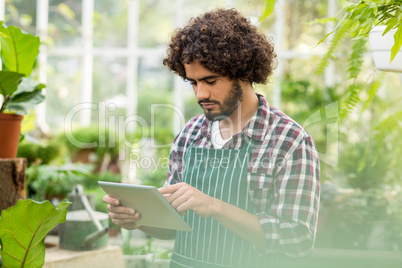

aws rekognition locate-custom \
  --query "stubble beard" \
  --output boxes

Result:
[203,80,244,121]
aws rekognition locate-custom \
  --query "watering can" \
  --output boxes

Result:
[59,185,109,250]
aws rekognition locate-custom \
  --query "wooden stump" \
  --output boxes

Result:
[0,158,27,212]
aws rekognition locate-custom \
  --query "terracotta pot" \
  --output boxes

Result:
[0,113,23,158]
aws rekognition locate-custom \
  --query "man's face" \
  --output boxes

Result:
[184,61,243,121]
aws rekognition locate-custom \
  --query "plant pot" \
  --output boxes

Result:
[0,113,23,158]
[369,26,402,73]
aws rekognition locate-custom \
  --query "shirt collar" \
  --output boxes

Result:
[194,93,271,142]
[243,93,271,141]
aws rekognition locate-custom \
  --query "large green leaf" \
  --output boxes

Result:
[14,80,46,95]
[0,24,40,76]
[6,87,45,115]
[0,71,24,96]
[9,85,45,104]
[0,199,70,268]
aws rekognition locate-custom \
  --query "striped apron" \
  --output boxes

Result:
[170,143,268,268]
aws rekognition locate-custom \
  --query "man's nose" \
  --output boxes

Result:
[195,84,211,101]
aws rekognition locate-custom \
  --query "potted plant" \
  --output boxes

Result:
[259,0,401,117]
[311,0,402,126]
[0,21,45,158]
[26,162,93,202]
[321,0,402,72]
[316,0,402,82]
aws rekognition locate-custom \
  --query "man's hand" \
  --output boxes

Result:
[159,182,218,218]
[102,195,141,230]
[160,183,266,248]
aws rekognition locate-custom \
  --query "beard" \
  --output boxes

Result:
[198,80,244,121]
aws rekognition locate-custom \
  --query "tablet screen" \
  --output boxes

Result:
[98,181,192,232]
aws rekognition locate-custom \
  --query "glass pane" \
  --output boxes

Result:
[48,0,82,47]
[138,56,171,93]
[137,0,176,48]
[92,57,127,121]
[4,0,37,31]
[182,0,227,21]
[93,0,128,47]
[46,56,82,130]
[137,56,174,128]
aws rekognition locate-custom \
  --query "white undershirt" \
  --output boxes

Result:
[211,121,233,149]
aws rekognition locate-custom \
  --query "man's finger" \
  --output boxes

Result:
[109,211,141,221]
[179,210,188,216]
[176,202,190,216]
[107,204,137,215]
[159,183,184,194]
[169,193,188,209]
[103,195,120,206]
[162,194,171,199]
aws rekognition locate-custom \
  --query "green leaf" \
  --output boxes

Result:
[382,17,398,36]
[9,87,45,104]
[58,3,76,20]
[4,85,45,115]
[390,22,402,62]
[374,110,402,152]
[359,17,375,36]
[309,17,336,25]
[0,71,24,96]
[362,72,385,111]
[347,38,366,80]
[4,104,27,115]
[340,83,363,119]
[316,10,350,46]
[0,199,70,268]
[14,79,46,95]
[259,0,276,21]
[19,133,25,142]
[0,24,40,76]
[316,20,351,74]
[2,80,45,114]
[316,30,335,46]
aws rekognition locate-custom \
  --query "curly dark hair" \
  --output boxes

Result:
[163,8,276,85]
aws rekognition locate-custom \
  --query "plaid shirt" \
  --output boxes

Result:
[165,93,320,257]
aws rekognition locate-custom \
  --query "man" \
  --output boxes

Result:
[103,8,320,268]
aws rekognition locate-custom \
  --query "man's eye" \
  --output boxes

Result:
[186,80,196,85]
[206,80,216,85]
[185,79,196,86]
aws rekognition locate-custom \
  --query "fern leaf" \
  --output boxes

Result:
[347,38,366,81]
[340,84,363,119]
[338,37,369,119]
[374,111,402,151]
[316,20,351,75]
[362,72,385,112]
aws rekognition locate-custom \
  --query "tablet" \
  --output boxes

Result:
[98,181,192,232]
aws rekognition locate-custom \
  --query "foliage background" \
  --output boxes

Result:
[2,0,402,252]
